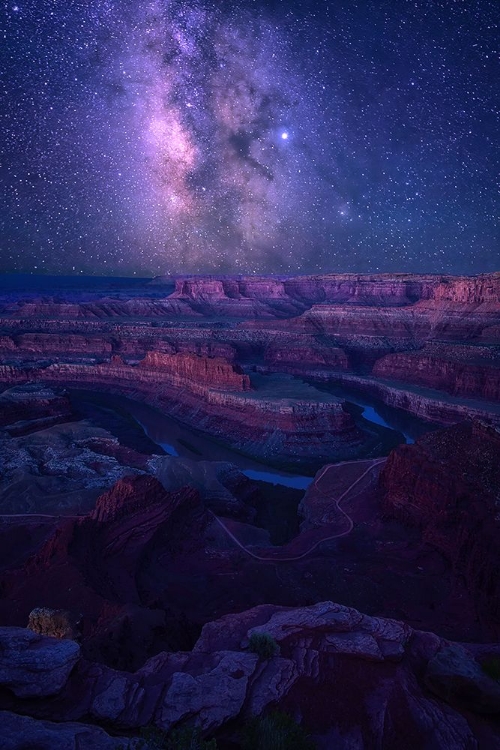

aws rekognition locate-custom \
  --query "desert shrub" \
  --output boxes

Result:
[248,631,280,659]
[139,725,218,749]
[241,711,316,750]
[481,656,500,681]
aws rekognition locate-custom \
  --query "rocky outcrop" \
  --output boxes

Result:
[433,274,500,303]
[264,333,350,371]
[0,475,210,669]
[0,333,113,358]
[1,602,499,748]
[303,370,500,426]
[0,383,74,434]
[380,421,500,635]
[0,418,147,515]
[168,272,443,308]
[139,350,251,391]
[425,644,500,715]
[373,343,500,401]
[0,627,79,697]
[246,297,500,343]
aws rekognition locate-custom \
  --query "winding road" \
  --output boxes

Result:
[209,457,387,562]
[0,458,386,563]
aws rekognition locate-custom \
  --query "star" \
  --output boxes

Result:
[0,0,496,275]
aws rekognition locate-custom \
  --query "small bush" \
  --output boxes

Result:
[139,725,218,749]
[241,711,316,750]
[248,632,280,659]
[481,656,500,681]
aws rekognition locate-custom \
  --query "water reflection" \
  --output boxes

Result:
[134,418,179,456]
[357,404,415,444]
[242,469,313,490]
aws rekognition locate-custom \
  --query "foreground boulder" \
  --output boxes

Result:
[0,710,138,750]
[0,627,79,698]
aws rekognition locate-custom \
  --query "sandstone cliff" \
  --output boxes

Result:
[380,421,500,635]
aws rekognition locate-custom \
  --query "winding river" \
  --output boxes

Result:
[74,386,431,490]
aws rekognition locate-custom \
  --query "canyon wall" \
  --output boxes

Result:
[1,272,500,438]
[380,421,500,633]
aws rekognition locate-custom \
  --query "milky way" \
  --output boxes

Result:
[1,0,498,275]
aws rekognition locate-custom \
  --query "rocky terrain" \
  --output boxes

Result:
[0,272,499,748]
[1,600,500,749]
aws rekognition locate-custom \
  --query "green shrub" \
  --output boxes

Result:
[139,725,218,749]
[248,632,280,659]
[241,711,316,750]
[481,656,500,681]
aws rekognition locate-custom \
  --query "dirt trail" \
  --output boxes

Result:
[210,457,386,562]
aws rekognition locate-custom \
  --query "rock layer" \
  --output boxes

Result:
[1,272,500,433]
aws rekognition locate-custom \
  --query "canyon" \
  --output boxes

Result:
[0,272,499,748]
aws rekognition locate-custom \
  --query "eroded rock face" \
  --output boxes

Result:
[0,419,148,515]
[380,421,500,636]
[0,475,210,670]
[0,357,370,469]
[139,350,251,391]
[0,383,74,434]
[373,343,500,401]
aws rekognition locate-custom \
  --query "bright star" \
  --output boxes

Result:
[281,131,289,140]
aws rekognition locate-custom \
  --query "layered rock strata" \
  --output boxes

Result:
[0,354,369,468]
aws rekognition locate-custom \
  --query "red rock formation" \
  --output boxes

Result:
[264,334,350,371]
[433,273,500,303]
[168,272,499,308]
[0,475,208,669]
[380,421,500,636]
[139,351,251,391]
[373,344,500,401]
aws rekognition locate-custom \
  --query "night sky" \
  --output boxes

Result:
[1,0,498,276]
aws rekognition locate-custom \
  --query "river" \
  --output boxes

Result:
[72,386,432,491]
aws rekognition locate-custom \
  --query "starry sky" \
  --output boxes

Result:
[1,0,498,276]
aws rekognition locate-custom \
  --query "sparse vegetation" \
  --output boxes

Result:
[139,725,218,750]
[241,711,316,750]
[480,656,500,681]
[248,631,280,659]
